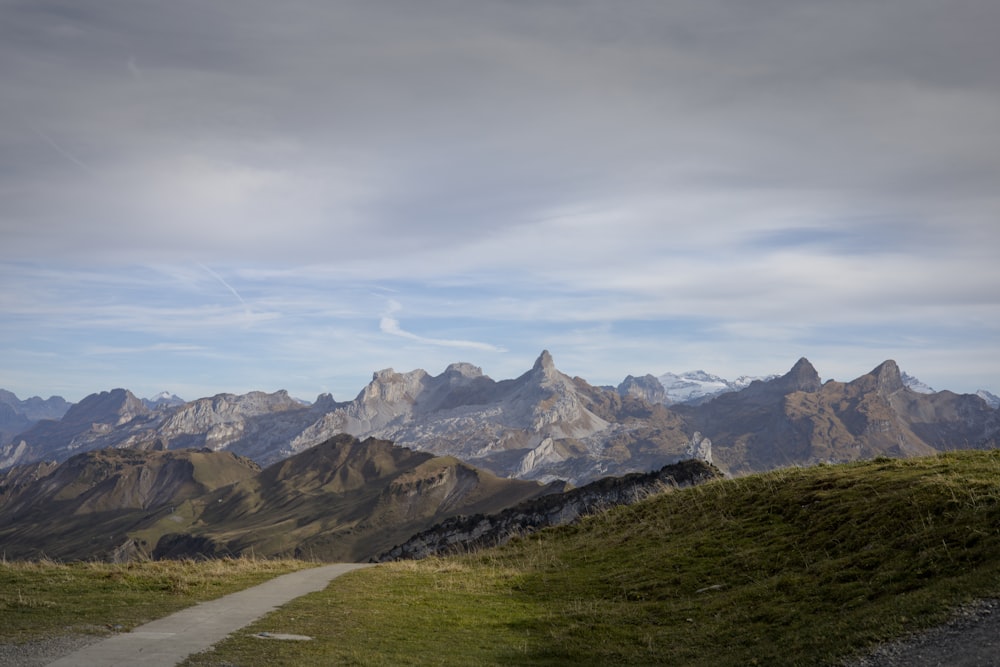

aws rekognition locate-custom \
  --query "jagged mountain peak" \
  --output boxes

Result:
[849,360,905,395]
[533,349,556,373]
[444,362,484,378]
[64,388,148,425]
[359,368,429,403]
[773,357,822,393]
[871,359,904,393]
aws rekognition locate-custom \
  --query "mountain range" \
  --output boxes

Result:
[1,352,997,563]
[0,432,727,562]
[1,352,997,483]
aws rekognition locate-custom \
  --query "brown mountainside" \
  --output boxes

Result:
[152,434,566,562]
[0,435,565,562]
[0,448,260,560]
[676,359,999,475]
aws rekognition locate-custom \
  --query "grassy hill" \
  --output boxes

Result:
[183,450,1000,666]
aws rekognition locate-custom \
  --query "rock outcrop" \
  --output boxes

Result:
[377,458,722,561]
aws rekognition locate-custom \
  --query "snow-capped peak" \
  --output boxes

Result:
[655,371,739,404]
[142,392,185,409]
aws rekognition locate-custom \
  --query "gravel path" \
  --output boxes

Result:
[0,635,103,667]
[846,599,1000,667]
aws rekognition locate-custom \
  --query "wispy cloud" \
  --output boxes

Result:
[27,121,93,175]
[379,300,505,353]
[199,263,252,316]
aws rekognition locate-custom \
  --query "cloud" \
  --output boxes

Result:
[379,300,505,353]
[0,1,998,399]
[199,263,251,315]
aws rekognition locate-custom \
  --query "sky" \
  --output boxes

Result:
[1,0,998,403]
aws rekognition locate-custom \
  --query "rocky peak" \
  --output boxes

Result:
[533,350,556,374]
[871,360,904,394]
[773,358,822,393]
[311,393,340,411]
[360,368,429,404]
[444,362,484,379]
[618,374,667,404]
[685,432,713,465]
[64,388,148,427]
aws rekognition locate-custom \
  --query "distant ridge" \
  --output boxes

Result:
[1,354,997,481]
[0,435,565,562]
[0,390,71,447]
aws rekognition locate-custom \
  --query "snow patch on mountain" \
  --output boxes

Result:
[627,370,775,405]
[901,373,935,394]
[977,389,1000,409]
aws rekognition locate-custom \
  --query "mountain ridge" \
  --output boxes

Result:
[1,353,996,481]
[0,434,568,562]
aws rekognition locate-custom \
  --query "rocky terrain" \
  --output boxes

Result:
[377,458,721,561]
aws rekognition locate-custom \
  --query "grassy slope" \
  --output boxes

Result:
[147,439,562,562]
[0,558,308,644]
[185,450,1000,666]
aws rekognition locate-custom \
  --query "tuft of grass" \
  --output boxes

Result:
[0,556,310,644]
[184,450,1000,666]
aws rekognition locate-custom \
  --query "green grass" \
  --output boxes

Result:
[183,450,1000,666]
[0,557,309,644]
